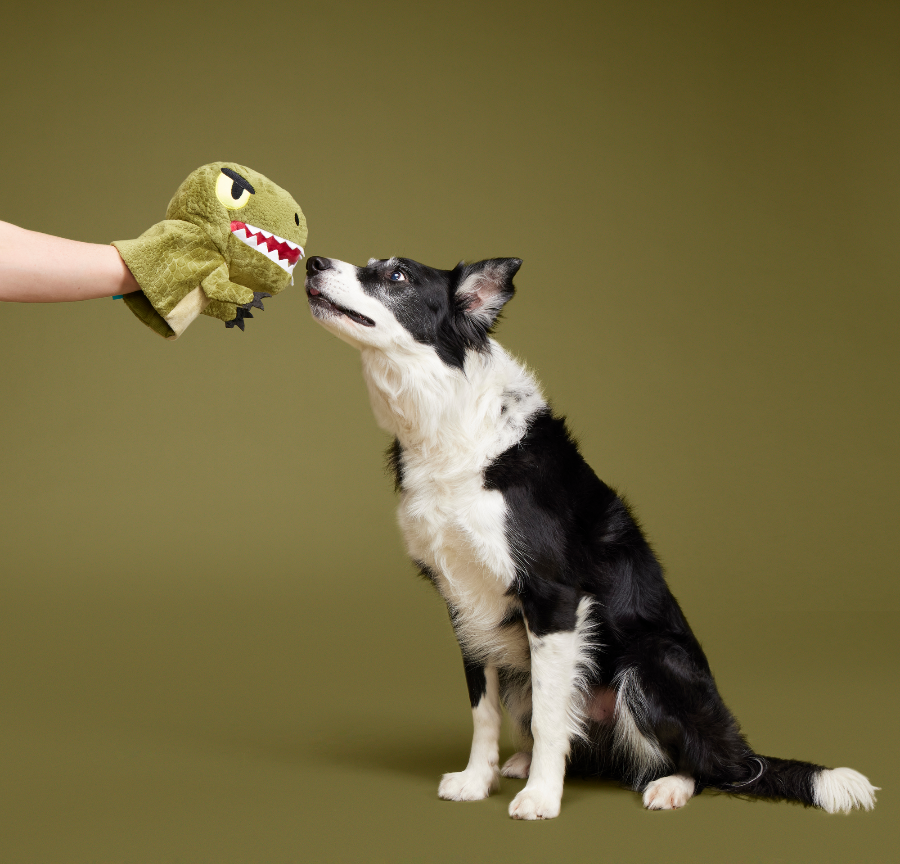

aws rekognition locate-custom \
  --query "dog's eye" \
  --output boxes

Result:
[389,270,406,282]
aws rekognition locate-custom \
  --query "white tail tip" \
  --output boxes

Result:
[813,767,878,813]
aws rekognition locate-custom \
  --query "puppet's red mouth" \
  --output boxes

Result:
[230,221,304,273]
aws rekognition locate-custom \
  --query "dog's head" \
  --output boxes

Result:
[304,256,521,369]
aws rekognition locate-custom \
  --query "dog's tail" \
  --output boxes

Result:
[710,755,878,813]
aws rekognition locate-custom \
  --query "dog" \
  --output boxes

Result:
[304,254,877,820]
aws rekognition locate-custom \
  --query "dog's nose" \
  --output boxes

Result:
[306,256,331,274]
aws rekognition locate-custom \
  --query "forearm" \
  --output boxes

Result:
[0,220,140,302]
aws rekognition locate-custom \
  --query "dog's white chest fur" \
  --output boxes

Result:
[399,450,527,666]
[361,340,544,670]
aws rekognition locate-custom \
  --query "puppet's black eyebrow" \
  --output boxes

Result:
[221,167,255,195]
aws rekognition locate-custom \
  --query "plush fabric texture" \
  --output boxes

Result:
[113,162,307,339]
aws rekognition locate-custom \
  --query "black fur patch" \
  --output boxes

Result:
[386,438,404,492]
[517,578,581,637]
[462,656,488,708]
[482,407,827,798]
[415,560,439,587]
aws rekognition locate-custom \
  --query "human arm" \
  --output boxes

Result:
[0,220,139,302]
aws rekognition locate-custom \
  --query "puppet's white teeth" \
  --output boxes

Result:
[230,221,301,273]
[265,246,291,273]
[241,222,302,254]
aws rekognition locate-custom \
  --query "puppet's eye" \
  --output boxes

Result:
[215,169,253,210]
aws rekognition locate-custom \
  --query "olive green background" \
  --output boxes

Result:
[0,1,897,861]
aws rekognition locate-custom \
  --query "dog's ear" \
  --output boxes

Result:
[454,258,522,329]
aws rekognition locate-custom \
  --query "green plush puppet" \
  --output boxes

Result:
[113,162,307,339]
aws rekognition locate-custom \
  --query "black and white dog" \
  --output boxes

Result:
[304,254,877,820]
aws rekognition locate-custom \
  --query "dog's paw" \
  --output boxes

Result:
[508,784,562,820]
[642,774,695,810]
[438,767,499,801]
[501,751,532,779]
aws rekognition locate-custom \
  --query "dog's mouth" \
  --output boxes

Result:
[306,285,375,327]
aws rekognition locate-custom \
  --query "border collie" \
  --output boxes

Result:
[304,254,877,820]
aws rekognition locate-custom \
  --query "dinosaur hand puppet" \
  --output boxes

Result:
[113,162,307,339]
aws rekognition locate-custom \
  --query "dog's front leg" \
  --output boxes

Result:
[508,617,585,820]
[438,658,501,801]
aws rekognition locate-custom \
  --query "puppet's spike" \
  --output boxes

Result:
[227,291,273,330]
[225,311,246,331]
[243,291,272,311]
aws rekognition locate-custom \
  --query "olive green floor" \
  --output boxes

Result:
[0,557,895,862]
[1,0,898,860]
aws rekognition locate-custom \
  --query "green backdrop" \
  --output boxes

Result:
[0,1,896,861]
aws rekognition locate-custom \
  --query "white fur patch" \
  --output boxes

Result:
[439,666,502,802]
[813,767,878,814]
[529,597,599,746]
[612,667,672,786]
[508,598,598,820]
[366,341,545,674]
[643,773,695,810]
